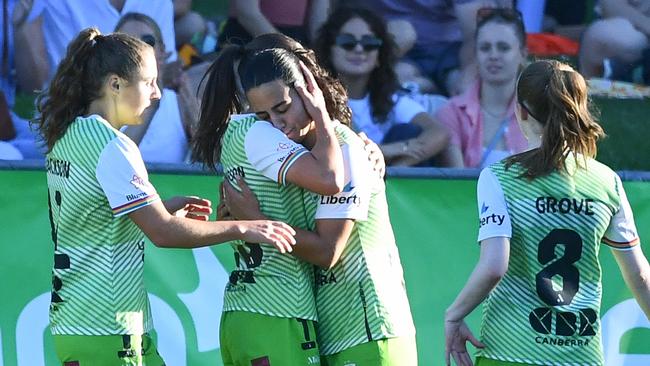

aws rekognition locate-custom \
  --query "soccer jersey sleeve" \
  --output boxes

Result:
[315,143,370,220]
[477,168,512,242]
[603,175,640,250]
[96,134,159,217]
[244,121,309,185]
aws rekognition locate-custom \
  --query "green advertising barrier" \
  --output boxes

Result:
[1,168,649,365]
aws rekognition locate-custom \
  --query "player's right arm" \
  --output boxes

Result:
[245,62,345,195]
[96,133,295,252]
[128,201,295,252]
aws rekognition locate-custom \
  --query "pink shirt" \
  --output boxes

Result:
[435,81,528,168]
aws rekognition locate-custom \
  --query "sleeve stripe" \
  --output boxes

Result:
[112,194,160,216]
[602,236,640,248]
[277,148,308,185]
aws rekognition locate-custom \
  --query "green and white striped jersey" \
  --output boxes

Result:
[220,114,318,320]
[313,124,415,355]
[476,157,640,365]
[46,115,159,335]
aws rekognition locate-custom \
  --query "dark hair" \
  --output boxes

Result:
[314,6,398,123]
[192,33,351,169]
[34,28,149,150]
[506,60,604,179]
[475,8,527,50]
[115,12,165,50]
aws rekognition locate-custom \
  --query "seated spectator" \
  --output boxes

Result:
[115,13,198,164]
[579,0,650,84]
[25,0,181,90]
[217,0,330,48]
[0,0,46,159]
[315,6,450,167]
[436,7,528,168]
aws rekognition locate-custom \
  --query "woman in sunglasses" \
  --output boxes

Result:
[115,12,199,164]
[445,60,650,366]
[315,6,450,167]
[435,8,528,169]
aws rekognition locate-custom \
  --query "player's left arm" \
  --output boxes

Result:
[606,175,650,319]
[612,246,650,319]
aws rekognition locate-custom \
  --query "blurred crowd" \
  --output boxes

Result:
[0,0,646,167]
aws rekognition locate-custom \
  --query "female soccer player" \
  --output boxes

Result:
[35,28,296,365]
[204,38,417,365]
[194,33,353,365]
[444,60,650,366]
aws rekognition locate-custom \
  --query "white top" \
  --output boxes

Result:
[314,141,370,221]
[348,93,425,143]
[244,120,309,185]
[32,0,177,81]
[244,119,370,220]
[138,89,188,164]
[476,168,639,249]
[95,122,159,217]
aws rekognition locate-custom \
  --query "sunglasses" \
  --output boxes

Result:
[476,7,523,25]
[335,34,382,52]
[141,34,156,47]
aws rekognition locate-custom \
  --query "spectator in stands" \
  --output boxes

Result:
[0,0,46,159]
[25,0,181,90]
[361,0,512,96]
[218,0,331,47]
[115,13,198,164]
[579,0,650,83]
[436,7,528,168]
[315,6,450,167]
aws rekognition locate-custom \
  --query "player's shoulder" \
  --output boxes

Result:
[60,115,121,156]
[333,122,363,147]
[227,113,259,134]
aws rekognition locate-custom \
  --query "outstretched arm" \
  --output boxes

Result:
[612,246,650,319]
[129,198,296,252]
